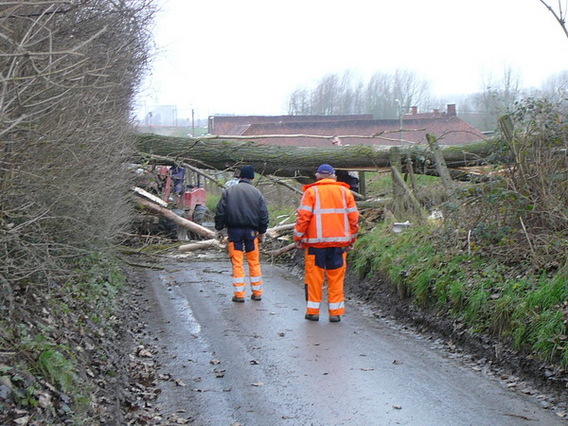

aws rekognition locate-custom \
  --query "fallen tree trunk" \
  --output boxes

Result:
[135,133,496,177]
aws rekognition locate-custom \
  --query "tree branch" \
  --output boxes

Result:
[539,0,568,39]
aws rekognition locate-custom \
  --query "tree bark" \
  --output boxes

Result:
[426,133,455,198]
[390,147,404,214]
[135,133,495,177]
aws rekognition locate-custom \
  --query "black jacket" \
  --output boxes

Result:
[214,180,269,234]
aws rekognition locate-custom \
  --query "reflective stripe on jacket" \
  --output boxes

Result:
[293,178,359,248]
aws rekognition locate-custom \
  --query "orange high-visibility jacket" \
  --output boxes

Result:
[294,178,359,248]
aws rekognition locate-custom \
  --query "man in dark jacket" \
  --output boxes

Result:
[214,165,269,302]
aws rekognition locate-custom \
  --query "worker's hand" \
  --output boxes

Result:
[257,233,264,244]
[215,231,224,242]
[345,244,354,252]
[295,241,304,249]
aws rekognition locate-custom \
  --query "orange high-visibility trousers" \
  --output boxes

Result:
[304,248,346,316]
[228,238,263,298]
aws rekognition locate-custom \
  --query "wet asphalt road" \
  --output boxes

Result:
[136,253,565,425]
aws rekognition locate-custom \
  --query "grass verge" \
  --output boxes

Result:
[351,221,568,368]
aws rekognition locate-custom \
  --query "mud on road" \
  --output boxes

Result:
[123,251,567,425]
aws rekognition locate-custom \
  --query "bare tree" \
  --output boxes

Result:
[364,70,431,119]
[538,70,568,103]
[288,87,311,115]
[457,66,523,132]
[287,69,431,118]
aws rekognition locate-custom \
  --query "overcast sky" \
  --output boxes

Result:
[135,0,568,121]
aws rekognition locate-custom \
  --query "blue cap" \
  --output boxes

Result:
[316,164,335,175]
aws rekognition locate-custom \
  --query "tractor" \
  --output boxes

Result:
[133,164,210,239]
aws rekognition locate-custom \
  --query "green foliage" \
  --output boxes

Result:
[448,279,465,310]
[11,374,39,408]
[464,285,490,328]
[206,193,221,213]
[66,254,124,325]
[351,97,566,369]
[364,172,441,198]
[364,173,393,195]
[37,349,77,393]
[268,206,297,227]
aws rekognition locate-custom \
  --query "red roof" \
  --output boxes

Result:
[209,107,486,147]
[209,114,373,136]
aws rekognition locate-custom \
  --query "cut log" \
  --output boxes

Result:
[132,186,168,207]
[268,242,297,257]
[356,198,391,209]
[135,133,496,177]
[134,195,216,239]
[179,239,225,252]
[265,223,295,238]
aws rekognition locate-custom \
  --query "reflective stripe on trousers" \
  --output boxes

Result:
[228,238,263,298]
[304,248,346,316]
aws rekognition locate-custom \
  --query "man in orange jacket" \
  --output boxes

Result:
[293,164,359,322]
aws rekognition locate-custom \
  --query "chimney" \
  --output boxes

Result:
[411,106,418,115]
[447,104,456,116]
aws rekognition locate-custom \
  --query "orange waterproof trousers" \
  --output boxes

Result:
[228,237,263,298]
[304,247,346,316]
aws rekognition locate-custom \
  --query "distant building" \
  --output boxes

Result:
[145,105,178,127]
[208,105,486,147]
